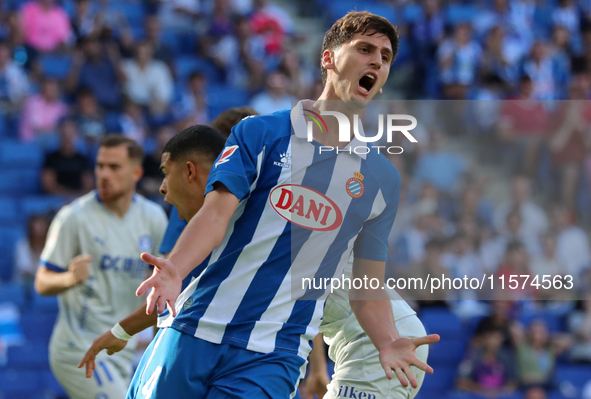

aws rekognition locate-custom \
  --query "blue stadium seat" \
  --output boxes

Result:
[161,29,181,55]
[42,371,68,397]
[519,311,564,332]
[31,291,59,313]
[427,336,466,366]
[105,111,123,133]
[0,197,19,225]
[21,196,67,220]
[7,342,50,370]
[207,85,250,119]
[175,56,221,85]
[0,169,40,195]
[39,54,73,80]
[420,308,463,338]
[21,312,57,344]
[444,4,480,25]
[0,228,25,282]
[555,365,591,390]
[420,365,457,391]
[0,140,43,168]
[107,1,146,26]
[0,282,25,307]
[0,370,42,392]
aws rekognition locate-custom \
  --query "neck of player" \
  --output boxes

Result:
[102,190,135,218]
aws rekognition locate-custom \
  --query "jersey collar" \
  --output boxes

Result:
[290,100,368,159]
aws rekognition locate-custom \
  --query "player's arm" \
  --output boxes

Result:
[78,303,158,378]
[137,184,239,316]
[34,254,91,296]
[350,257,439,388]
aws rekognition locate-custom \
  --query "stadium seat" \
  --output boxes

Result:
[207,85,250,119]
[420,365,457,391]
[0,282,25,308]
[39,54,73,80]
[21,196,68,220]
[175,56,222,85]
[7,342,50,370]
[519,311,564,332]
[427,336,466,366]
[107,1,146,26]
[444,4,480,25]
[0,169,40,195]
[0,228,25,282]
[0,140,43,169]
[555,365,591,390]
[31,291,59,313]
[0,370,41,392]
[42,371,68,398]
[420,308,463,338]
[21,312,57,344]
[161,29,181,55]
[0,197,19,225]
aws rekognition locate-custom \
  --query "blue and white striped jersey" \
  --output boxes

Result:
[164,101,401,360]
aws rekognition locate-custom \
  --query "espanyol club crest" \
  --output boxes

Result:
[139,235,153,252]
[215,145,239,168]
[346,172,364,198]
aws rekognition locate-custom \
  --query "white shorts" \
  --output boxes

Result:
[50,353,131,399]
[324,315,428,399]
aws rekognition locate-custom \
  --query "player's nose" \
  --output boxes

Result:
[159,181,167,196]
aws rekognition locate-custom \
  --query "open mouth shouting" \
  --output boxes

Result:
[358,71,377,95]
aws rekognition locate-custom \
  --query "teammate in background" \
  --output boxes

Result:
[77,124,236,376]
[129,11,438,399]
[34,135,168,399]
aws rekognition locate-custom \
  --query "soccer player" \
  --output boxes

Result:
[130,11,438,399]
[34,135,168,399]
[78,125,227,376]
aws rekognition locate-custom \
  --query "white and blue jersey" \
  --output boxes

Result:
[162,101,401,361]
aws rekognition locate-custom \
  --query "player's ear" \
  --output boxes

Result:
[185,161,197,181]
[321,49,335,72]
[133,164,143,182]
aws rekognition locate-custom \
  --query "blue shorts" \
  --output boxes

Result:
[127,328,307,399]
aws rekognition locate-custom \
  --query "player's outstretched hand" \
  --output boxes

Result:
[136,253,182,317]
[378,334,440,389]
[77,330,127,378]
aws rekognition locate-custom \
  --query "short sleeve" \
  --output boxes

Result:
[205,117,264,201]
[40,206,79,272]
[353,169,401,261]
[159,206,187,254]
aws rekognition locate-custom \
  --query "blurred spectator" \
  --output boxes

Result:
[41,116,93,196]
[75,88,106,144]
[494,176,549,237]
[524,386,548,399]
[398,238,449,308]
[138,124,175,198]
[413,131,469,196]
[549,25,572,98]
[209,15,266,90]
[442,232,485,301]
[568,293,591,363]
[3,11,25,49]
[13,214,50,284]
[70,0,101,40]
[548,80,590,211]
[552,0,581,53]
[457,328,518,395]
[158,0,202,31]
[453,185,494,229]
[143,15,174,68]
[20,0,72,53]
[522,42,556,100]
[249,71,296,115]
[530,233,567,280]
[474,300,518,350]
[481,209,542,273]
[496,241,534,300]
[210,106,259,138]
[437,23,482,99]
[479,26,520,84]
[0,40,29,113]
[550,203,591,279]
[120,98,149,146]
[497,76,549,178]
[513,320,570,389]
[277,50,314,99]
[122,41,174,116]
[66,36,124,110]
[208,0,236,38]
[174,71,209,130]
[19,77,67,142]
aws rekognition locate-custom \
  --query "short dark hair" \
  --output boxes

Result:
[99,135,144,163]
[163,125,226,165]
[321,11,398,85]
[211,107,259,138]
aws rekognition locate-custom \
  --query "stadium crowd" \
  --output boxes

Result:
[0,0,591,398]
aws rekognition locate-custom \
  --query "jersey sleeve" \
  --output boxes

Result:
[39,205,79,272]
[159,206,187,254]
[205,116,264,201]
[353,169,401,261]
